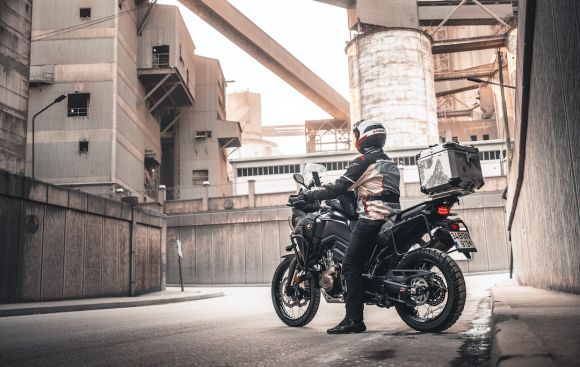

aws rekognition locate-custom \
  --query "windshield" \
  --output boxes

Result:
[302,163,326,179]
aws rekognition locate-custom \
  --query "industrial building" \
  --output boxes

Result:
[230,139,508,195]
[27,0,239,201]
[0,0,32,175]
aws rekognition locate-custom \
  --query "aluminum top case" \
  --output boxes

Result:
[416,143,484,197]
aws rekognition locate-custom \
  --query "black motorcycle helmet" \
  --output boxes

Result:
[353,119,386,154]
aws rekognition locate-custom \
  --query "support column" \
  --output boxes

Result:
[202,182,209,211]
[398,166,407,198]
[248,179,256,208]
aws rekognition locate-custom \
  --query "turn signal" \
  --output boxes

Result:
[436,205,450,216]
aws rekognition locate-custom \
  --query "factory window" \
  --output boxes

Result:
[483,134,490,141]
[478,150,502,161]
[192,170,208,186]
[78,140,89,153]
[195,131,212,139]
[452,136,459,143]
[152,45,169,67]
[317,161,350,171]
[393,156,417,166]
[67,93,90,117]
[80,8,91,20]
[470,135,477,141]
[236,164,302,177]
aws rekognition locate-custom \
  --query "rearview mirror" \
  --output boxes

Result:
[293,173,305,186]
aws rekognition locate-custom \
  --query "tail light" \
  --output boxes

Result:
[450,223,460,231]
[436,205,450,216]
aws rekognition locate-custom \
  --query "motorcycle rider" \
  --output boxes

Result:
[293,119,401,334]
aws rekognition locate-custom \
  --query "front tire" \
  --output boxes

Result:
[394,248,466,332]
[271,257,320,327]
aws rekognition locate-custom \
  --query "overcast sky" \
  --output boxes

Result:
[159,0,351,153]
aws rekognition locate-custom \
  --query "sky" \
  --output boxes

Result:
[158,0,351,153]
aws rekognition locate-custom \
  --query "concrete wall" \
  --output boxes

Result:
[166,192,509,285]
[0,0,32,175]
[0,170,166,303]
[507,0,580,294]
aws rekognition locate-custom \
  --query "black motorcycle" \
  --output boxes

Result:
[271,166,478,332]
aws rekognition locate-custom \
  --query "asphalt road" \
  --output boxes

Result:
[0,274,506,367]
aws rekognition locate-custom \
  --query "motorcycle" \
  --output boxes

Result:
[271,161,479,332]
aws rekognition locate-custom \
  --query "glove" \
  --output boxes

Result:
[288,190,315,206]
[299,190,317,202]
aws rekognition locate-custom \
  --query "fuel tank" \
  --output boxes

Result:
[318,211,353,262]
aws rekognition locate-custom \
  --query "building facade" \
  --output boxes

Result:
[230,140,508,195]
[26,1,239,201]
[0,0,32,175]
[170,55,241,200]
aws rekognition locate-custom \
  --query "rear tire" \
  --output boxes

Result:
[394,248,466,332]
[271,257,320,327]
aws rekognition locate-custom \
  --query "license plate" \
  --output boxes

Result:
[450,231,476,251]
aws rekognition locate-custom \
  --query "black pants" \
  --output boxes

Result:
[342,218,384,321]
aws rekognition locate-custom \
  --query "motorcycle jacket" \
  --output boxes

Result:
[308,148,401,220]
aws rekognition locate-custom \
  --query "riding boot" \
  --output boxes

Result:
[327,317,366,334]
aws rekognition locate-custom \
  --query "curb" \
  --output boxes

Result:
[490,287,555,367]
[0,292,225,317]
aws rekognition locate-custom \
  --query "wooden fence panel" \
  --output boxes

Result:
[148,227,161,291]
[228,224,246,284]
[40,206,66,301]
[483,207,510,271]
[134,225,149,294]
[83,215,103,297]
[261,221,281,283]
[18,201,45,301]
[244,223,263,283]
[63,210,85,299]
[118,221,130,295]
[102,218,120,295]
[212,225,229,284]
[194,226,213,284]
[179,227,195,284]
[166,227,179,284]
[0,197,21,303]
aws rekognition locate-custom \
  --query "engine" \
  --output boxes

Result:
[319,250,342,295]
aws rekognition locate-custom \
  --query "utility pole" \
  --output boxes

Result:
[497,49,513,167]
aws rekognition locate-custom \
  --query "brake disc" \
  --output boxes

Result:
[410,277,430,306]
[427,274,447,306]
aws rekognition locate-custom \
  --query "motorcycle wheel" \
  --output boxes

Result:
[271,257,320,327]
[394,248,466,332]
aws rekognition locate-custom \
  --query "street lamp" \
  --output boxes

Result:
[31,94,66,179]
[466,76,516,89]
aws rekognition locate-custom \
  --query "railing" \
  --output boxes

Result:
[67,107,89,117]
[153,53,170,67]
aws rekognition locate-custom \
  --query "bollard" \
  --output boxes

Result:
[158,185,166,205]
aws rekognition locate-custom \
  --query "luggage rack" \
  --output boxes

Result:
[428,188,474,199]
